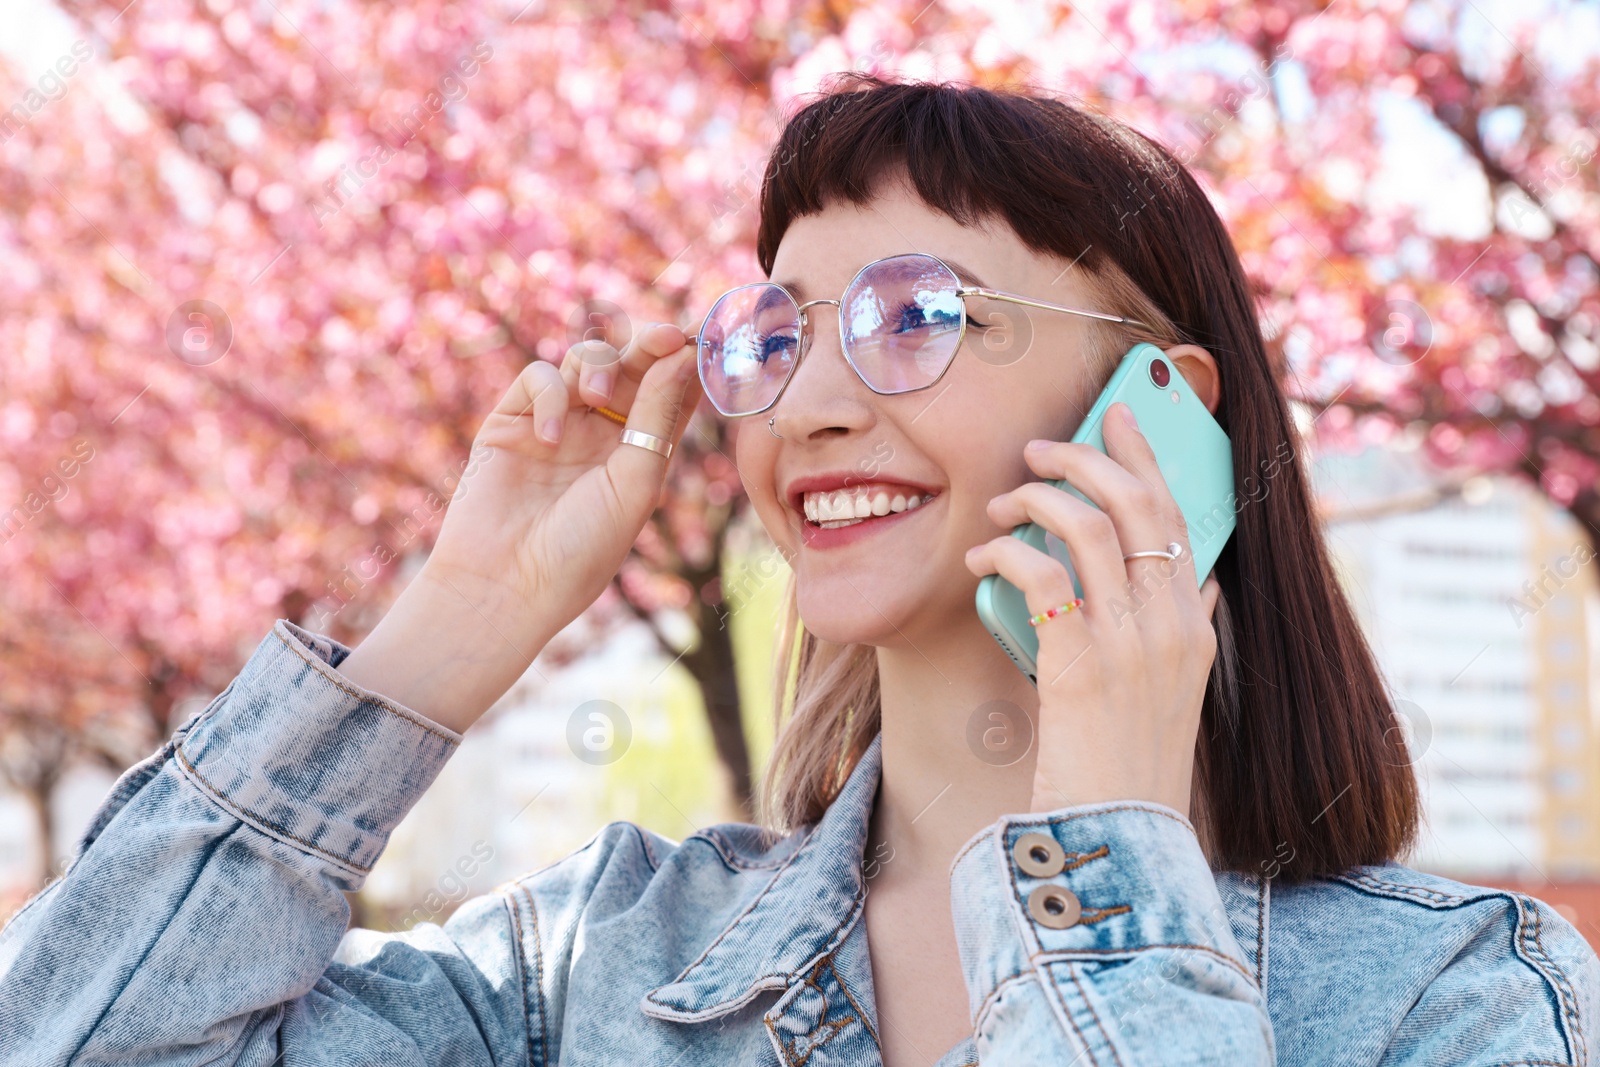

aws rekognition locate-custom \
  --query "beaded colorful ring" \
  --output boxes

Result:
[1028,598,1083,628]
[589,404,629,425]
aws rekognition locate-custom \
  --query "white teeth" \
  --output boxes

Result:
[799,484,936,527]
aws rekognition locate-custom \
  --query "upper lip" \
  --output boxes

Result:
[784,471,942,514]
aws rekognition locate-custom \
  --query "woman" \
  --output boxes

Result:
[1,75,1594,1066]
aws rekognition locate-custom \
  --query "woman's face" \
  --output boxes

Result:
[736,180,1116,652]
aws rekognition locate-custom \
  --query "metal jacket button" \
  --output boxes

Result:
[1028,885,1082,929]
[1013,832,1067,878]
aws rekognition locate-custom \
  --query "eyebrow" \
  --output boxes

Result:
[774,256,992,301]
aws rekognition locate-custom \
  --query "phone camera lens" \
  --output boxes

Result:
[1148,358,1171,387]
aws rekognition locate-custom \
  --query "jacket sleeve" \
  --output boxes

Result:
[0,620,530,1067]
[948,802,1274,1065]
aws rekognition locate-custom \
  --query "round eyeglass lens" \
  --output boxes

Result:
[842,254,965,394]
[697,283,802,416]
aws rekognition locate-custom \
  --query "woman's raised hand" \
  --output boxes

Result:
[963,402,1222,818]
[337,325,702,732]
[426,325,701,629]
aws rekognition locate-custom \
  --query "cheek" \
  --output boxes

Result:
[733,420,787,522]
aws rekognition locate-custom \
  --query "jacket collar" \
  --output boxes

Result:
[640,734,882,1022]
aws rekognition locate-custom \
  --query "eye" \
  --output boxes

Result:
[756,332,797,363]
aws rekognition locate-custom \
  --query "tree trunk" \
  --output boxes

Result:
[612,512,756,821]
[19,780,55,887]
[1568,483,1600,561]
[682,593,753,820]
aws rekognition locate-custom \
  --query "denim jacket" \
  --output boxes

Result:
[1,618,1596,1065]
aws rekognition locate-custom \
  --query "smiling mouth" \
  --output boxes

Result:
[801,486,939,529]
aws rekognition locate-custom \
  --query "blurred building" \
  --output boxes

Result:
[1316,443,1600,943]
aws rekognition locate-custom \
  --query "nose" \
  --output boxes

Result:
[769,301,873,438]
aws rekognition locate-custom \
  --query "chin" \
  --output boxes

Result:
[793,580,902,648]
[793,605,888,648]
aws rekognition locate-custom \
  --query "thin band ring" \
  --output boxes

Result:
[1123,542,1185,563]
[619,428,673,459]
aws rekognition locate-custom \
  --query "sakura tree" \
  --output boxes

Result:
[2,0,1596,890]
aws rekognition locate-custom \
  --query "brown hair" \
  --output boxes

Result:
[752,74,1419,882]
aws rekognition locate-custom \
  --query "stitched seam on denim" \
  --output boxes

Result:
[653,975,791,1022]
[973,968,1031,1030]
[1031,944,1254,982]
[1004,823,1135,1063]
[758,900,871,1058]
[1067,961,1127,1067]
[504,829,611,892]
[1338,874,1584,1063]
[1333,871,1467,906]
[644,819,827,1005]
[762,1016,793,1066]
[1538,901,1586,1066]
[763,965,848,1067]
[173,745,372,874]
[516,883,550,1067]
[632,824,662,875]
[698,825,814,871]
[950,805,1196,873]
[806,893,868,986]
[646,888,862,1019]
[1518,896,1584,1066]
[1042,960,1101,1066]
[270,628,460,747]
[785,1017,852,1066]
[776,957,856,1066]
[1061,845,1111,871]
[1256,876,1270,993]
[1017,809,1196,831]
[503,892,536,1067]
[828,953,878,1047]
[1077,905,1133,926]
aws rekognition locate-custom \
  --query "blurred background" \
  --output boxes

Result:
[4,0,1600,947]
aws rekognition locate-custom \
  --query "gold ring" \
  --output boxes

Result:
[590,405,628,425]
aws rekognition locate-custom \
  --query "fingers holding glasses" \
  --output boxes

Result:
[563,323,690,415]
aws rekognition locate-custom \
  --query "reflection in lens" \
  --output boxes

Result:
[844,255,964,394]
[698,284,800,416]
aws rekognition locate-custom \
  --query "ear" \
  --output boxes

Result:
[1162,344,1221,414]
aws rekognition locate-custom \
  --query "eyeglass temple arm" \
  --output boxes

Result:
[680,289,1146,345]
[958,286,1149,330]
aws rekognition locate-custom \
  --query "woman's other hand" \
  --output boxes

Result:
[963,401,1222,817]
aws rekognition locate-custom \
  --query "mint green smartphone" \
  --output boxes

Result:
[975,343,1236,684]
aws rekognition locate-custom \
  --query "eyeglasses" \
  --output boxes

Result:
[690,252,1148,418]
